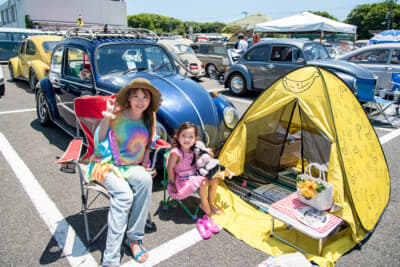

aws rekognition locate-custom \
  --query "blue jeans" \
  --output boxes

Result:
[101,167,152,266]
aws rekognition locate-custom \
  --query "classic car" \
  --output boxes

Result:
[190,42,240,83]
[0,66,4,98]
[35,28,238,153]
[158,39,205,79]
[8,35,61,90]
[337,43,400,90]
[224,38,377,97]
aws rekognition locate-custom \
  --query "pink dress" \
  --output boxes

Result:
[167,147,206,200]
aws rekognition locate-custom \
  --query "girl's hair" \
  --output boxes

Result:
[116,88,155,148]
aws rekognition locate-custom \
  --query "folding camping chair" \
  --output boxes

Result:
[161,151,201,220]
[357,80,398,127]
[57,95,167,244]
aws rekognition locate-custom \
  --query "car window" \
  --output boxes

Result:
[42,41,59,53]
[198,44,209,54]
[303,43,330,61]
[212,45,226,56]
[349,49,389,64]
[245,46,268,62]
[19,41,26,54]
[50,46,63,75]
[96,44,174,76]
[65,47,92,82]
[390,49,400,64]
[26,40,36,56]
[271,46,296,62]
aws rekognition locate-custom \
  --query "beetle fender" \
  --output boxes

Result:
[37,78,58,119]
[224,64,253,90]
[31,60,48,81]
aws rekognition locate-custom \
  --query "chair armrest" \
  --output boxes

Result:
[57,138,83,164]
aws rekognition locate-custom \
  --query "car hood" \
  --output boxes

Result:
[97,72,220,143]
[308,59,374,79]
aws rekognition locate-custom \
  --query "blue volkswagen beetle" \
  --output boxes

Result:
[35,28,238,153]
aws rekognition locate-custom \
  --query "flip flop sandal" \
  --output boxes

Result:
[126,239,148,263]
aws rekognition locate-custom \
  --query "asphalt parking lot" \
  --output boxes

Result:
[0,64,399,266]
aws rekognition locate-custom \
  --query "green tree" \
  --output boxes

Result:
[25,15,33,28]
[221,25,244,34]
[346,2,400,39]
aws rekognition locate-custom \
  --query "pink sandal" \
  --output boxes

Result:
[203,215,220,234]
[197,219,212,239]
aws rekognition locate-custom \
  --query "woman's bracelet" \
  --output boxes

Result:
[102,111,116,119]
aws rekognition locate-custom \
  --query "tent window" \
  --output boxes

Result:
[390,49,400,64]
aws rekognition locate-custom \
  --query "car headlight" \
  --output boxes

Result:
[223,106,238,129]
[156,121,168,141]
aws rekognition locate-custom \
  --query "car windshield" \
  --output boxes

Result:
[173,44,195,54]
[42,41,59,52]
[303,43,331,61]
[96,43,175,76]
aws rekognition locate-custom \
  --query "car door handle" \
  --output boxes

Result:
[267,64,274,69]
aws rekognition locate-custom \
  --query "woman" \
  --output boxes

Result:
[87,78,162,266]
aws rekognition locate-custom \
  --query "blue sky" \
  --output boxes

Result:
[127,0,381,23]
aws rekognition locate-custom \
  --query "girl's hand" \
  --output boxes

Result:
[170,182,177,193]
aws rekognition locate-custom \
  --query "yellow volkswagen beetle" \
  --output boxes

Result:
[8,35,61,90]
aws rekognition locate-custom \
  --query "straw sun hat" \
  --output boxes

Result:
[118,78,162,111]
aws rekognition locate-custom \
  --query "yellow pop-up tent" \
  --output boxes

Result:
[213,66,390,266]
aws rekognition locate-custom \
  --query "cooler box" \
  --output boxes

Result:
[255,133,301,172]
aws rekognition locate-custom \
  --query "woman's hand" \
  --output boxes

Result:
[146,168,157,178]
[102,98,117,119]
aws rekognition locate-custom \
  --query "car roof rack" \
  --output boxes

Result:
[62,27,159,42]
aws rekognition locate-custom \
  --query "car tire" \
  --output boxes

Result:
[228,73,247,96]
[29,69,38,91]
[206,64,217,78]
[9,64,15,81]
[36,90,52,126]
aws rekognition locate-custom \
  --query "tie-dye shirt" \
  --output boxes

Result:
[87,112,150,182]
[110,113,149,165]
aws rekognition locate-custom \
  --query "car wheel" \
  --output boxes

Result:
[29,69,38,91]
[229,73,247,96]
[206,64,217,78]
[9,64,15,81]
[36,90,52,126]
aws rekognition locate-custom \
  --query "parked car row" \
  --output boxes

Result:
[223,38,377,98]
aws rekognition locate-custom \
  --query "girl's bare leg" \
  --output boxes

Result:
[199,180,212,215]
[208,178,221,215]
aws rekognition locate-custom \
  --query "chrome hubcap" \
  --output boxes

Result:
[231,76,243,93]
[39,94,47,119]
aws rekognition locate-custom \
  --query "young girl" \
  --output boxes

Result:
[167,122,221,216]
[88,78,161,266]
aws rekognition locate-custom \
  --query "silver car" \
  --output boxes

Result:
[338,43,400,90]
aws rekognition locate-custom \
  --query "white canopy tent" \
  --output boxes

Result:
[254,12,357,42]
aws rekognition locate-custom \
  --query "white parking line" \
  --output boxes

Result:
[0,108,36,115]
[122,228,204,267]
[380,127,400,144]
[0,132,97,267]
